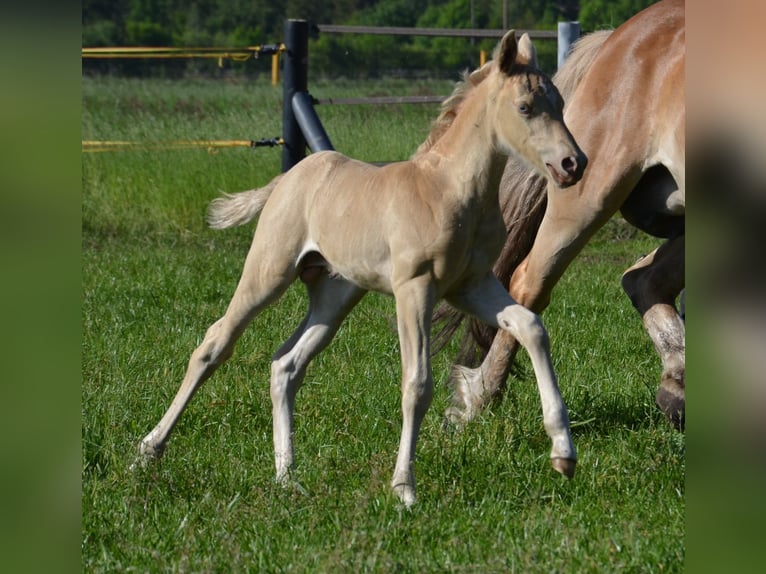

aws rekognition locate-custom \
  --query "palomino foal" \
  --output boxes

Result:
[136,31,586,507]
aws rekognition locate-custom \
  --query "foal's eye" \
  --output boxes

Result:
[518,103,532,115]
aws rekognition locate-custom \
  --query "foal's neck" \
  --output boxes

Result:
[425,79,508,202]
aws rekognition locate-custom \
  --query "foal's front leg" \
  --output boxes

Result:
[391,277,436,507]
[447,272,576,477]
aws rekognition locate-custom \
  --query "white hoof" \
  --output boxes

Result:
[392,483,417,509]
[129,439,163,471]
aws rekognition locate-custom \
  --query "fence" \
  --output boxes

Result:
[81,44,284,85]
[280,20,579,171]
[82,20,581,172]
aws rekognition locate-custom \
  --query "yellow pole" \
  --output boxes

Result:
[271,52,279,86]
[480,50,487,67]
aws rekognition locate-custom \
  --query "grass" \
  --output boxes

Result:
[82,76,684,572]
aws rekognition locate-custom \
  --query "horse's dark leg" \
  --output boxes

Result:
[621,235,685,429]
[270,274,365,483]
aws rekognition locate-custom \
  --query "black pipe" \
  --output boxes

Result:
[292,92,334,153]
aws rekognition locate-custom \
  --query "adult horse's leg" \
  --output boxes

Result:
[270,274,365,483]
[136,234,299,463]
[447,272,576,476]
[621,235,685,429]
[391,277,436,508]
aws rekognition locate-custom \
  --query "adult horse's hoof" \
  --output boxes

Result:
[656,375,685,431]
[551,457,576,479]
[442,406,470,428]
[443,365,485,425]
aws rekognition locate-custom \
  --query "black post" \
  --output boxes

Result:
[282,19,309,172]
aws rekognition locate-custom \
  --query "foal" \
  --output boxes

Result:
[136,31,586,507]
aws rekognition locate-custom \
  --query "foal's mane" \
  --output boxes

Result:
[412,61,494,157]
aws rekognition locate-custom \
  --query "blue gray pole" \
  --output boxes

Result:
[557,21,581,68]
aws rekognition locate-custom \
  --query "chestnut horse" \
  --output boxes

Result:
[135,31,586,507]
[441,0,685,429]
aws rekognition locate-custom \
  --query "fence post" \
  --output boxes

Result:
[557,21,581,68]
[282,19,309,172]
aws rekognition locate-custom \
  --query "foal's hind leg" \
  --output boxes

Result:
[269,274,365,484]
[447,272,576,477]
[136,240,298,463]
[621,235,685,429]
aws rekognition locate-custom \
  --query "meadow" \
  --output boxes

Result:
[82,75,684,572]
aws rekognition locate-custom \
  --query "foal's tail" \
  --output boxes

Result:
[206,174,284,229]
[432,30,613,362]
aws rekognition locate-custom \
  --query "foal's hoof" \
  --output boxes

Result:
[130,439,164,471]
[551,457,576,479]
[656,377,685,431]
[139,439,164,459]
[392,483,417,509]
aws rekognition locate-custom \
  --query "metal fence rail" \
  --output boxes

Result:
[315,24,558,40]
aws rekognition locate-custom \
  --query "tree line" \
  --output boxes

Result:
[82,0,656,78]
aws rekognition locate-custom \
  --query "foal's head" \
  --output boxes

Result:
[489,31,587,187]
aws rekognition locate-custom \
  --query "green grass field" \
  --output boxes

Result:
[82,76,684,572]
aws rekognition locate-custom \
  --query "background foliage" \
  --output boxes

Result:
[82,0,656,77]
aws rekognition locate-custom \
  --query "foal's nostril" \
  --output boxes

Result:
[562,156,577,175]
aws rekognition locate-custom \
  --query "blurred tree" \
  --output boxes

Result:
[553,1,580,21]
[82,0,131,45]
[81,0,657,77]
[578,0,655,31]
[124,0,172,45]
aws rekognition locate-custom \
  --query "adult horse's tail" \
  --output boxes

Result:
[206,174,284,229]
[432,30,613,363]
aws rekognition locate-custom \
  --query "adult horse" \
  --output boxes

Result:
[441,0,686,429]
[135,31,586,507]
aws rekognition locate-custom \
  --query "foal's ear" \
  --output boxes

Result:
[517,33,539,68]
[496,30,518,76]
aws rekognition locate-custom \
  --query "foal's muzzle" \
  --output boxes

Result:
[547,151,587,187]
